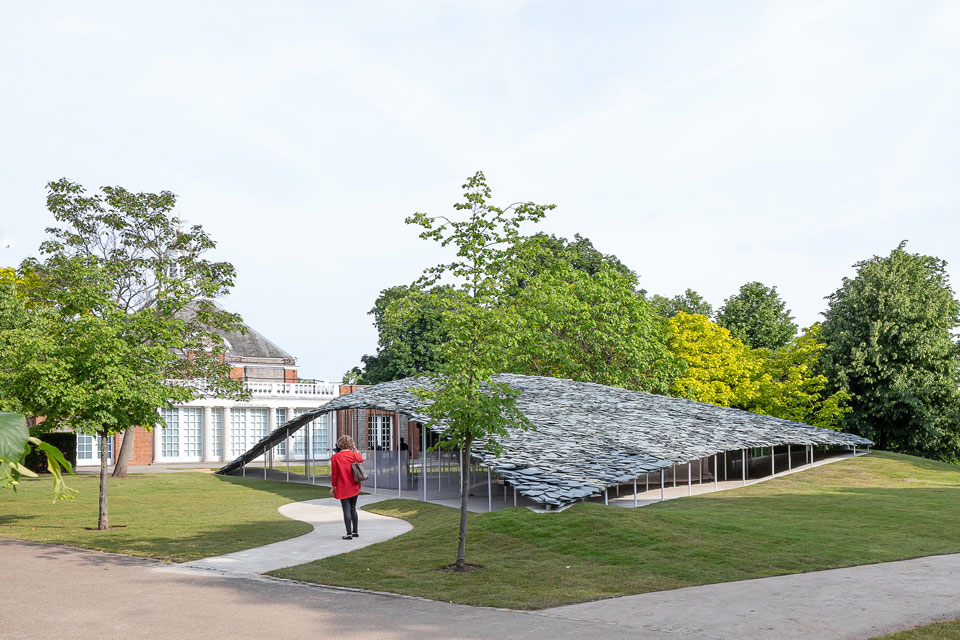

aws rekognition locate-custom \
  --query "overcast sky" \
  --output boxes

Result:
[1,1,958,380]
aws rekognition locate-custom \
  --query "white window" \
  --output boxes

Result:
[367,414,393,450]
[230,409,247,457]
[77,433,113,462]
[312,414,328,457]
[181,408,203,457]
[248,408,268,445]
[160,408,179,458]
[293,409,308,457]
[211,408,223,456]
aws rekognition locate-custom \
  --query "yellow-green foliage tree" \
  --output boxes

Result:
[668,313,847,429]
[668,312,758,407]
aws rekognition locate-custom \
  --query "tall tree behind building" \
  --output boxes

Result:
[820,242,960,462]
[716,281,797,350]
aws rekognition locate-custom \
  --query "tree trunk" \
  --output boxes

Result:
[111,426,135,478]
[98,429,109,530]
[456,436,472,569]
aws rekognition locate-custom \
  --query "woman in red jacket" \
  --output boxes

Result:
[330,435,363,540]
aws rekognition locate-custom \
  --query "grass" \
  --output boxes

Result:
[875,619,960,639]
[0,472,329,562]
[270,451,960,609]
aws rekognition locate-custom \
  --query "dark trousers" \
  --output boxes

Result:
[340,495,359,535]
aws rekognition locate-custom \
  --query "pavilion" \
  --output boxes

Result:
[218,374,873,508]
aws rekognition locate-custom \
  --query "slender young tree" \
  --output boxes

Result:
[405,171,553,570]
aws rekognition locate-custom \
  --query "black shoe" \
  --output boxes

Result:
[351,532,359,538]
[342,535,353,540]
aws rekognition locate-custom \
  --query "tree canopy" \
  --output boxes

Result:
[503,258,681,394]
[820,242,960,461]
[716,281,797,350]
[650,288,713,319]
[0,179,245,528]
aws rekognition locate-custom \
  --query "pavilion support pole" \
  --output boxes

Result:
[660,470,665,502]
[714,454,719,492]
[788,444,792,470]
[604,488,608,505]
[397,417,401,499]
[687,462,692,496]
[672,464,676,488]
[242,461,246,478]
[853,445,857,457]
[422,424,427,501]
[771,446,775,477]
[699,458,702,485]
[724,451,728,481]
[285,428,290,482]
[742,449,746,486]
[645,473,649,493]
[487,467,492,512]
[264,449,267,480]
[634,478,638,507]
[514,487,517,507]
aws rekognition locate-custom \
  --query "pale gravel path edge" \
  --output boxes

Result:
[179,494,412,574]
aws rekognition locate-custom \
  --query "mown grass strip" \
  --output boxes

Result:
[0,472,329,562]
[270,452,960,609]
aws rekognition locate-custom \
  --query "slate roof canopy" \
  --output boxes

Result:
[220,374,872,506]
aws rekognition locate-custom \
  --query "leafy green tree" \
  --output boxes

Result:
[405,171,552,570]
[747,325,849,430]
[650,288,713,318]
[353,285,452,385]
[0,179,245,529]
[716,281,797,350]
[504,258,681,394]
[820,242,960,461]
[513,232,634,280]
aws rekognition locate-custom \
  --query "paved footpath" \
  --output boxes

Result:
[4,537,960,640]
[182,494,412,573]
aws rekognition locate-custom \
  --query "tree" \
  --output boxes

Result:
[503,258,681,394]
[668,312,758,407]
[716,281,797,350]
[746,325,849,430]
[352,285,452,385]
[667,314,847,428]
[820,242,960,461]
[650,288,713,318]
[404,171,553,570]
[1,179,245,529]
[348,233,632,384]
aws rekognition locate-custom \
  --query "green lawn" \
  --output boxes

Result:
[875,619,960,639]
[270,451,960,609]
[0,472,329,562]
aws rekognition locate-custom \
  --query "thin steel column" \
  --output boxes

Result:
[699,458,702,485]
[397,415,401,499]
[645,472,649,493]
[742,449,746,485]
[788,444,792,470]
[604,488,608,505]
[242,460,246,478]
[724,451,728,481]
[422,424,427,501]
[513,486,517,507]
[672,464,676,488]
[714,454,718,491]
[853,445,857,457]
[634,477,638,507]
[285,428,290,482]
[771,446,775,477]
[660,470,665,501]
[487,467,492,512]
[687,462,692,496]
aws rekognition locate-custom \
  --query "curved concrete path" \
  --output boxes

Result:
[181,494,412,574]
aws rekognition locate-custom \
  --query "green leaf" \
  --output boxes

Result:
[0,413,29,462]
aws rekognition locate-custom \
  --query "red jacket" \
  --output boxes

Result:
[331,449,363,500]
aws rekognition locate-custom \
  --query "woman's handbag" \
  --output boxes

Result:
[351,452,369,483]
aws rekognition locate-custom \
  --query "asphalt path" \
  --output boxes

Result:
[4,538,960,639]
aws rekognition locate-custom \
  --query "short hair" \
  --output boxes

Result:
[336,434,355,450]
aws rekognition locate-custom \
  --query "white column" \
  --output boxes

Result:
[153,423,163,462]
[202,407,214,462]
[221,406,231,460]
[286,407,296,462]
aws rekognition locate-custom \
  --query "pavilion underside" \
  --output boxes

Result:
[218,374,873,508]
